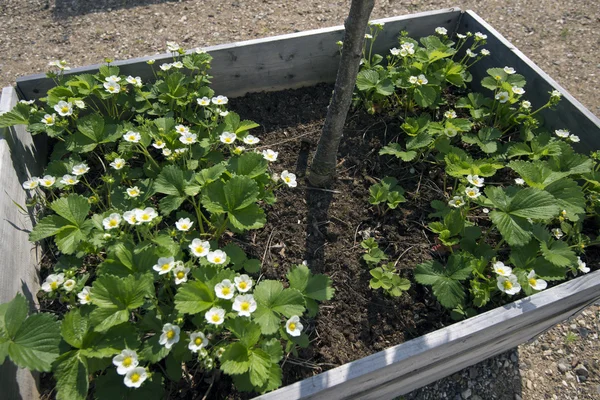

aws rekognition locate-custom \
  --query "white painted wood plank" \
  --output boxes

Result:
[459,11,600,149]
[16,8,462,100]
[0,86,43,400]
[257,270,600,399]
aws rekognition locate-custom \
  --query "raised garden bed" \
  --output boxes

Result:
[1,7,600,400]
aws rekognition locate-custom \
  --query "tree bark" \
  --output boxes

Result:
[308,0,375,187]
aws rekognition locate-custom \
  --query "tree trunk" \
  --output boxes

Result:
[308,0,375,187]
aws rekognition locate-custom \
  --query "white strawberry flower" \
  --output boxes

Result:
[577,257,590,273]
[63,279,76,292]
[243,135,260,145]
[521,101,531,109]
[105,75,121,83]
[103,213,122,230]
[285,315,303,337]
[492,261,512,277]
[281,170,297,187]
[175,148,187,154]
[466,49,477,58]
[123,131,141,143]
[39,175,56,187]
[175,217,193,231]
[481,49,490,56]
[54,101,73,117]
[444,110,457,119]
[435,27,447,35]
[552,228,564,239]
[456,33,467,39]
[215,279,235,299]
[512,86,525,95]
[497,274,521,295]
[233,146,246,155]
[126,186,141,198]
[41,113,56,126]
[234,275,253,293]
[162,148,173,156]
[160,63,172,71]
[172,61,184,69]
[135,207,158,223]
[172,264,190,285]
[364,34,373,39]
[179,132,197,145]
[554,129,570,138]
[390,48,400,56]
[416,74,428,85]
[147,59,155,65]
[568,134,580,143]
[495,92,509,103]
[550,90,562,99]
[72,163,90,176]
[409,76,418,84]
[220,131,237,144]
[123,210,139,225]
[482,208,490,214]
[113,349,139,375]
[232,294,257,317]
[110,158,126,170]
[401,42,415,55]
[466,174,484,187]
[212,95,228,105]
[159,323,180,349]
[465,186,481,199]
[77,286,92,304]
[504,66,516,74]
[448,195,465,208]
[197,97,211,106]
[514,178,525,185]
[152,140,166,149]
[60,174,79,186]
[175,125,189,135]
[195,48,206,54]
[41,273,65,292]
[126,76,143,87]
[22,177,39,190]
[124,367,148,388]
[153,257,175,275]
[262,149,278,162]
[167,41,181,52]
[474,32,487,40]
[188,332,209,353]
[189,239,210,257]
[205,307,226,325]
[104,82,121,94]
[527,270,547,291]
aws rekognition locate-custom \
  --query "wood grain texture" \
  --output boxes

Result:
[257,270,600,400]
[16,8,462,100]
[458,11,600,150]
[0,86,43,400]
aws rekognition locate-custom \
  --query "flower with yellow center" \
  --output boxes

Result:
[153,257,175,275]
[197,97,210,106]
[497,274,521,295]
[63,279,76,292]
[205,307,226,325]
[281,170,297,188]
[448,196,465,208]
[179,132,197,145]
[175,217,193,232]
[123,131,141,143]
[77,286,92,304]
[466,174,484,188]
[243,135,260,145]
[262,149,278,162]
[102,213,121,230]
[134,207,157,223]
[189,238,210,257]
[527,270,547,291]
[41,113,56,126]
[39,175,56,188]
[152,140,166,149]
[232,294,257,317]
[234,274,253,293]
[212,95,228,105]
[188,332,208,353]
[159,323,180,349]
[214,279,235,300]
[54,101,73,116]
[219,131,237,144]
[126,187,141,198]
[103,81,121,94]
[72,163,90,176]
[465,186,481,199]
[22,177,39,190]
[285,315,303,337]
[492,261,512,277]
[172,263,190,285]
[110,158,126,170]
[113,349,139,375]
[41,273,65,293]
[60,174,79,186]
[207,249,227,265]
[124,367,148,388]
[123,210,139,225]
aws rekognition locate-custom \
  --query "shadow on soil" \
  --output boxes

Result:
[53,0,186,18]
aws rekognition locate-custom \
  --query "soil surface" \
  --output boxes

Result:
[2,1,600,399]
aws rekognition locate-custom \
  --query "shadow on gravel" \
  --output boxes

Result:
[53,0,186,18]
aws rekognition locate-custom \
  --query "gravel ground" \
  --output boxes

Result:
[1,1,599,399]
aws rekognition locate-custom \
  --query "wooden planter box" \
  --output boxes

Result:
[2,7,600,400]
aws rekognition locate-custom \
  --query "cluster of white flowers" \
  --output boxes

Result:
[104,75,121,94]
[474,32,487,41]
[435,26,448,35]
[554,129,579,143]
[390,42,415,57]
[41,273,75,293]
[159,61,184,71]
[126,75,143,88]
[408,74,428,86]
[112,349,148,388]
[493,262,521,295]
[116,207,159,225]
[23,163,89,190]
[48,60,71,71]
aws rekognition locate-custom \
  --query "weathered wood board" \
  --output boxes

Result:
[15,8,462,100]
[0,86,44,400]
[256,270,600,400]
